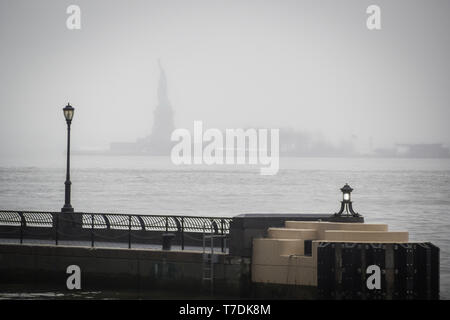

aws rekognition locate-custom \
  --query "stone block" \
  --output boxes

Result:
[268,228,317,240]
[252,238,304,266]
[323,230,409,242]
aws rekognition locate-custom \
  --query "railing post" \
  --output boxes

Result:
[20,212,23,244]
[128,215,131,249]
[181,217,185,250]
[165,216,168,232]
[55,213,59,246]
[91,214,94,248]
[210,221,214,296]
[221,219,224,253]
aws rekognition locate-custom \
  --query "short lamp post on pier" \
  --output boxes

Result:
[329,183,364,223]
[61,103,75,213]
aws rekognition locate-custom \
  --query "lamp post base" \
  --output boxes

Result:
[328,214,364,223]
[53,211,83,236]
[61,206,74,213]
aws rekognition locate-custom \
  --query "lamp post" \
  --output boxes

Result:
[61,103,75,213]
[330,183,363,222]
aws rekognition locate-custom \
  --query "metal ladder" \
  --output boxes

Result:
[202,222,214,295]
[201,221,227,295]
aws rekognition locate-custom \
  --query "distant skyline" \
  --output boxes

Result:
[1,0,450,160]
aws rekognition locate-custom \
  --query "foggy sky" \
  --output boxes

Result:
[1,0,449,159]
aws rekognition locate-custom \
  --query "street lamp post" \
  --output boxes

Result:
[61,103,75,213]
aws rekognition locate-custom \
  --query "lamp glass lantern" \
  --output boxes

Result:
[63,104,74,122]
[341,184,353,203]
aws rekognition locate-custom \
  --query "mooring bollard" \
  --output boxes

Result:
[162,233,175,250]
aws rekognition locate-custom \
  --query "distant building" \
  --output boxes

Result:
[373,143,450,158]
[395,143,450,158]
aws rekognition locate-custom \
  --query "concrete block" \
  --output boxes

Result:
[283,256,316,286]
[252,238,304,266]
[285,221,389,240]
[280,255,314,268]
[268,228,317,240]
[323,230,409,242]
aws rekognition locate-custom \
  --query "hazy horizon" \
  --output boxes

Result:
[1,0,450,161]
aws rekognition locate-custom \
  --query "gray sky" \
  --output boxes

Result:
[1,0,449,157]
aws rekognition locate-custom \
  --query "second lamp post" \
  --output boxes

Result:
[61,103,75,213]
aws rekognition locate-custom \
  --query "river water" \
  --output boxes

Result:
[0,155,449,299]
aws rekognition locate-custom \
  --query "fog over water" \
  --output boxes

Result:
[1,0,450,158]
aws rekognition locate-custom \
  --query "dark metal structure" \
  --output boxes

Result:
[0,210,232,251]
[61,103,75,213]
[330,184,363,222]
[317,242,440,300]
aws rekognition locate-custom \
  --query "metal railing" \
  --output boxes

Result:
[0,210,232,252]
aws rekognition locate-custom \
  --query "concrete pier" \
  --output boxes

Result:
[0,212,440,299]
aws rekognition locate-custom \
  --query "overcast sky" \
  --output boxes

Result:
[0,0,449,158]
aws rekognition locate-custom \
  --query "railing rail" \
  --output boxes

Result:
[0,210,232,252]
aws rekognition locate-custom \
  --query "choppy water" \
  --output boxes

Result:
[0,155,449,299]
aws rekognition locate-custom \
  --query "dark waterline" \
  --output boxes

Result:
[0,284,234,300]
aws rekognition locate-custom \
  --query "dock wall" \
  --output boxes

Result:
[0,243,251,297]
